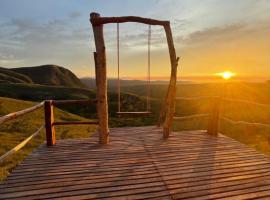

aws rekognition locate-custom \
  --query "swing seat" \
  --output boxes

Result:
[117,111,151,116]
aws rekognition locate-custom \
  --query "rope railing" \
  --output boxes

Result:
[0,101,44,125]
[0,101,46,162]
[221,117,270,129]
[0,99,98,161]
[173,114,209,121]
[223,98,270,109]
[173,96,270,135]
[175,96,219,101]
[0,125,44,163]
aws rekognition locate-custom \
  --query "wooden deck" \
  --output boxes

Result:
[1,126,270,200]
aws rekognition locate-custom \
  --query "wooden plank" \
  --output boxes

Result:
[116,112,152,117]
[1,127,270,200]
[90,13,169,26]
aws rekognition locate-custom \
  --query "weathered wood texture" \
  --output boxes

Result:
[162,24,179,138]
[44,100,56,146]
[1,126,270,199]
[207,97,222,136]
[90,13,109,144]
[90,14,169,26]
[90,12,178,140]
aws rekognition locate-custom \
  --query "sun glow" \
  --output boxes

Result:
[217,71,235,80]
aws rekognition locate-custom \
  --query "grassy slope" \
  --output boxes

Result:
[0,67,33,84]
[0,97,97,181]
[0,83,159,126]
[9,65,87,88]
[1,81,270,181]
[0,83,96,101]
[172,82,270,155]
[122,81,270,155]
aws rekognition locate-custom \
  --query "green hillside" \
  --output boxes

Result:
[0,83,159,125]
[0,97,97,181]
[0,83,96,101]
[0,65,87,88]
[1,81,270,176]
[116,82,270,155]
[0,67,33,84]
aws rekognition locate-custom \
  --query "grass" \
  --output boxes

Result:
[0,83,96,102]
[1,81,270,180]
[0,97,97,182]
[172,90,270,156]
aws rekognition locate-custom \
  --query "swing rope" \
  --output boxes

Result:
[147,25,151,112]
[117,23,120,113]
[117,24,151,114]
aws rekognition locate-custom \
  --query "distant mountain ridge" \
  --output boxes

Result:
[0,65,86,88]
[80,77,170,89]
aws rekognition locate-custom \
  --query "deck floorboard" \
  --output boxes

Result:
[1,126,270,199]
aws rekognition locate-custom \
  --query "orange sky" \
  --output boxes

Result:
[1,0,270,80]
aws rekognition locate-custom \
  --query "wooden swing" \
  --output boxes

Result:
[116,23,152,116]
[90,13,179,143]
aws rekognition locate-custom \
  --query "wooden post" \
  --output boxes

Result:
[162,23,179,138]
[207,97,221,136]
[90,12,109,144]
[44,100,56,146]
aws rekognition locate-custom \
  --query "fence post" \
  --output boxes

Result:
[207,97,221,136]
[90,12,109,144]
[44,100,56,146]
[162,23,179,139]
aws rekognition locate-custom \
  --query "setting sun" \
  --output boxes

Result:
[217,71,235,80]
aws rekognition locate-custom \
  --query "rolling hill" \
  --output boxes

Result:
[0,65,86,88]
[0,67,33,84]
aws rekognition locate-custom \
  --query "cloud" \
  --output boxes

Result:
[0,0,270,77]
[0,13,92,69]
[69,11,82,19]
[176,22,270,75]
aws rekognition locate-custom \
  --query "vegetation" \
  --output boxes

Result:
[0,97,97,181]
[115,81,270,155]
[0,67,33,84]
[1,73,270,181]
[0,83,95,101]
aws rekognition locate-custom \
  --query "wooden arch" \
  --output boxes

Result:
[90,12,179,144]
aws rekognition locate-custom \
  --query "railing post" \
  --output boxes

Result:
[207,97,221,136]
[90,12,109,144]
[162,23,179,139]
[44,100,56,146]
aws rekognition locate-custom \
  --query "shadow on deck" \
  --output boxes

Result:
[1,126,270,200]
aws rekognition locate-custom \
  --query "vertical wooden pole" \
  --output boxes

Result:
[90,12,109,144]
[207,97,221,136]
[162,23,179,138]
[44,100,56,146]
